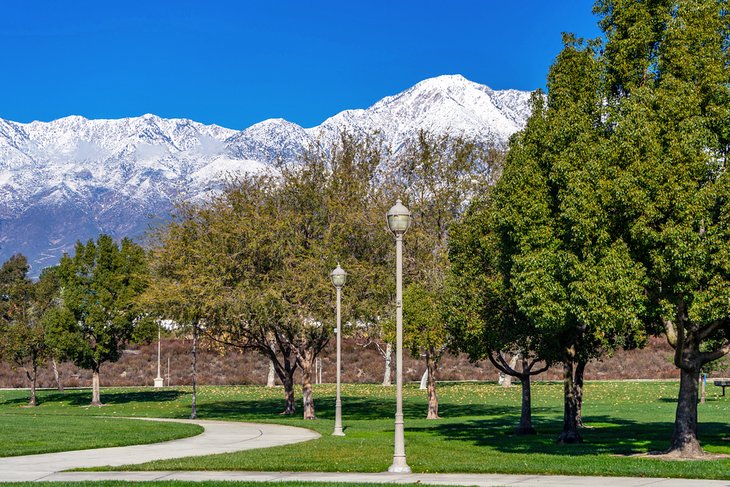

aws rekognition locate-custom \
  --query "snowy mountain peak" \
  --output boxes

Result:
[0,75,533,274]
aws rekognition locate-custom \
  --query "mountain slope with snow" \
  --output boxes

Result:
[0,75,533,274]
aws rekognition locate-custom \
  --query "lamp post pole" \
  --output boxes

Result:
[387,200,411,473]
[154,327,164,388]
[331,264,347,436]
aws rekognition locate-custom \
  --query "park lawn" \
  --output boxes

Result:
[2,381,730,479]
[0,413,202,457]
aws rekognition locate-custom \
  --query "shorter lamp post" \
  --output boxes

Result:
[331,263,347,436]
[387,199,411,473]
[154,326,164,388]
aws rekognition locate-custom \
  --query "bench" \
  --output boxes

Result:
[714,380,730,396]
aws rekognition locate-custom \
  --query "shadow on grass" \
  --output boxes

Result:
[195,393,530,422]
[0,389,188,408]
[410,415,730,457]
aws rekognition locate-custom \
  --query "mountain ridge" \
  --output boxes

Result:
[0,74,534,274]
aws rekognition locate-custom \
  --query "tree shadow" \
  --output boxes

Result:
[410,415,730,456]
[30,389,187,407]
[196,393,537,423]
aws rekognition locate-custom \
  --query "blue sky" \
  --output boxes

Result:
[2,1,601,130]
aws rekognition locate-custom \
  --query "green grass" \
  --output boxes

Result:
[0,413,202,457]
[1,381,730,479]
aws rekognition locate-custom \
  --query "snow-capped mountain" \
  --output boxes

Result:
[0,75,532,274]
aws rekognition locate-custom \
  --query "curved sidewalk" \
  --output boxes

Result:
[0,417,319,482]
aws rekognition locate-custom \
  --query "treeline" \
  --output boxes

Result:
[0,0,727,460]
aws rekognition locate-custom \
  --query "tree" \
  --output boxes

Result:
[392,132,501,419]
[142,205,217,419]
[595,0,730,456]
[53,235,149,406]
[447,196,551,435]
[487,38,648,443]
[403,283,447,419]
[0,256,58,406]
[151,134,393,419]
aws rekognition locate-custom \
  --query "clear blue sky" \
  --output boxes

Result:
[2,1,601,130]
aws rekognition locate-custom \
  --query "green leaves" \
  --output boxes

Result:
[54,235,149,372]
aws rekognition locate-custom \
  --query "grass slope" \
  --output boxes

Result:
[1,381,729,479]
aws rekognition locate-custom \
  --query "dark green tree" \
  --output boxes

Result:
[447,196,552,435]
[488,39,648,443]
[53,235,149,406]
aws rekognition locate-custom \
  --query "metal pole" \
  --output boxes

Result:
[157,328,162,378]
[154,327,164,387]
[333,286,344,436]
[389,233,410,472]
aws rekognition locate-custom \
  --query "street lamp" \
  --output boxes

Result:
[154,326,164,388]
[331,263,347,436]
[386,199,411,473]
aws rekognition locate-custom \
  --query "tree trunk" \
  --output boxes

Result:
[90,367,102,406]
[557,361,581,444]
[425,350,439,419]
[51,358,64,392]
[300,352,316,420]
[266,360,276,387]
[27,364,38,407]
[575,360,586,428]
[515,373,535,435]
[282,373,296,415]
[667,366,703,456]
[382,342,392,386]
[190,323,198,419]
[268,348,297,415]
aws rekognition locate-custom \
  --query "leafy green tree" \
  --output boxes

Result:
[150,134,392,419]
[0,255,59,406]
[392,132,501,418]
[488,38,648,443]
[403,283,448,419]
[53,235,149,406]
[596,0,730,456]
[142,204,219,418]
[447,196,552,435]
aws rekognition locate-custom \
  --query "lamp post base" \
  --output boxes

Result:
[332,428,345,437]
[388,457,411,473]
[154,377,164,388]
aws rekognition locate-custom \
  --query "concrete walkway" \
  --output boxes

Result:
[0,417,319,482]
[34,470,730,486]
[1,417,728,486]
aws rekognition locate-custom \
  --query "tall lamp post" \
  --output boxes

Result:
[331,263,347,436]
[154,326,164,388]
[386,199,411,473]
